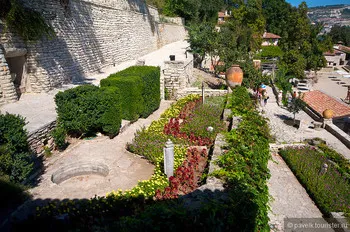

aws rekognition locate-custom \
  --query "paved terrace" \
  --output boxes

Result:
[0,40,190,133]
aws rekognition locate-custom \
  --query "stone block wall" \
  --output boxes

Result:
[157,23,187,47]
[0,47,18,104]
[27,120,56,156]
[159,16,184,25]
[0,0,186,104]
[163,61,186,99]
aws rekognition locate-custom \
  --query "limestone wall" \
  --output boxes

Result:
[0,0,186,104]
[157,24,187,47]
[27,120,56,156]
[163,59,196,100]
[0,47,18,104]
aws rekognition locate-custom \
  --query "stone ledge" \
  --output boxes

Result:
[325,123,350,150]
[51,162,109,184]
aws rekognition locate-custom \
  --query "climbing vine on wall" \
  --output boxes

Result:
[1,0,55,42]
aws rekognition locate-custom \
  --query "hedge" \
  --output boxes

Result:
[109,66,160,118]
[100,76,144,121]
[0,113,33,183]
[55,85,122,138]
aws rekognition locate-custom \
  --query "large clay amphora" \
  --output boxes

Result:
[225,64,243,89]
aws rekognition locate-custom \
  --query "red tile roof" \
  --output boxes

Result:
[263,32,281,39]
[302,90,350,119]
[323,51,335,56]
[337,45,350,54]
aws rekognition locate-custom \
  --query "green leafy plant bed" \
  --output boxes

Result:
[212,86,272,231]
[279,146,350,217]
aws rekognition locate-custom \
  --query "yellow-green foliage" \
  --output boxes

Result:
[146,94,200,133]
[108,146,187,199]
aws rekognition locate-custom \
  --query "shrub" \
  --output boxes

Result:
[0,176,29,209]
[227,86,255,116]
[0,113,29,154]
[113,66,161,118]
[55,85,122,138]
[101,76,144,121]
[50,126,67,150]
[0,113,33,183]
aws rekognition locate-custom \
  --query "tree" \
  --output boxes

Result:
[187,22,219,69]
[287,96,305,125]
[163,0,224,23]
[280,50,306,79]
[329,25,350,46]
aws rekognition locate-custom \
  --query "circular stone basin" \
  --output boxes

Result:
[51,162,109,184]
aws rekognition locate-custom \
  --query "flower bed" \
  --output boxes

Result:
[280,146,350,217]
[212,86,271,231]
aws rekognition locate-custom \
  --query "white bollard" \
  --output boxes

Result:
[163,139,174,178]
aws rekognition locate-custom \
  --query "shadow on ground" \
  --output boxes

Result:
[3,179,263,232]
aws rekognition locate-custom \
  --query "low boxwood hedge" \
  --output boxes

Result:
[55,85,122,138]
[109,66,160,118]
[100,76,144,121]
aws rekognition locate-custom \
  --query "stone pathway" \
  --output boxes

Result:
[263,86,350,231]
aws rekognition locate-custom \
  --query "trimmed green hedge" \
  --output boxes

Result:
[100,76,144,121]
[0,113,33,183]
[108,66,161,118]
[55,85,122,138]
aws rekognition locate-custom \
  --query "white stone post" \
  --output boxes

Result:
[163,139,174,178]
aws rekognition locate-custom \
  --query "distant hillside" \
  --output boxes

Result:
[309,4,347,10]
[308,4,350,24]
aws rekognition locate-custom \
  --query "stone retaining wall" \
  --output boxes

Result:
[159,16,184,25]
[0,0,186,104]
[27,120,56,156]
[325,123,350,150]
[163,60,193,99]
[51,161,109,184]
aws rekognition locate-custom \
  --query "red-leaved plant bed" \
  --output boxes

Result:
[163,118,212,146]
[155,147,208,200]
[178,98,202,119]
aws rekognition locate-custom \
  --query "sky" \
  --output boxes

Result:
[286,0,350,7]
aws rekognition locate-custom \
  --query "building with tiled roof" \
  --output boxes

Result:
[323,44,350,67]
[262,32,281,46]
[303,90,350,119]
[217,11,231,25]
